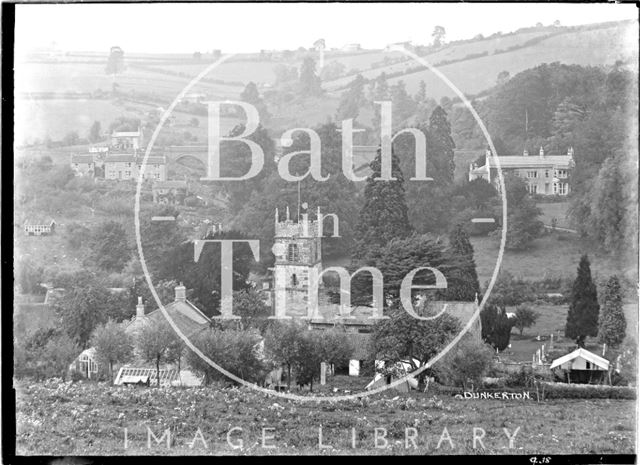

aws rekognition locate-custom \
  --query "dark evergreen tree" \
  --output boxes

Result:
[480,304,513,352]
[565,255,600,347]
[336,74,366,121]
[414,80,427,103]
[390,80,417,125]
[351,148,413,261]
[598,275,626,347]
[428,105,455,184]
[161,229,255,317]
[86,221,130,272]
[240,81,270,123]
[441,224,480,301]
[494,176,544,250]
[299,57,322,96]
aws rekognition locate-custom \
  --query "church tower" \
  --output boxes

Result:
[272,204,323,316]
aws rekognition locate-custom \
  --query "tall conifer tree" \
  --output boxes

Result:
[441,224,480,301]
[351,148,413,261]
[598,275,626,347]
[565,255,600,347]
[428,105,456,185]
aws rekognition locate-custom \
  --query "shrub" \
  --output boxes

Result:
[186,328,265,385]
[504,366,536,388]
[434,337,494,389]
[15,332,80,381]
[540,381,636,400]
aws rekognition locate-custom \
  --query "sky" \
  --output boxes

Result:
[15,2,638,55]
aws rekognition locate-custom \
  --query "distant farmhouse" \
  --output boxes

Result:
[111,127,142,151]
[23,218,56,236]
[341,43,362,52]
[469,147,575,196]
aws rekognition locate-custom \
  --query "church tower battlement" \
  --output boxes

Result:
[272,204,323,316]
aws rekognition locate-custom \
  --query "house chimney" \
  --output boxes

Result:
[568,146,574,157]
[136,296,145,318]
[523,149,529,157]
[539,146,544,158]
[175,283,186,302]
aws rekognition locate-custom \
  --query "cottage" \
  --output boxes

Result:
[469,147,575,196]
[152,180,189,204]
[23,219,56,236]
[70,285,210,385]
[70,154,95,176]
[104,154,166,181]
[116,285,210,386]
[550,347,610,384]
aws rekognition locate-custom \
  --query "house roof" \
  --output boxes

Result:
[141,156,166,165]
[104,155,167,164]
[486,154,574,170]
[24,218,55,226]
[153,180,188,189]
[309,304,381,326]
[125,299,210,338]
[71,154,95,163]
[112,131,141,137]
[425,301,478,326]
[308,300,479,327]
[550,348,610,370]
[104,154,136,163]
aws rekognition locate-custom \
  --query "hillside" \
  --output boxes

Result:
[384,22,637,99]
[14,20,637,145]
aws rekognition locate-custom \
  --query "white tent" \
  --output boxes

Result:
[550,348,609,371]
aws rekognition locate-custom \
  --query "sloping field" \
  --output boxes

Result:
[323,22,636,100]
[384,23,637,99]
[145,60,283,86]
[324,30,556,91]
[14,99,144,145]
[15,62,243,98]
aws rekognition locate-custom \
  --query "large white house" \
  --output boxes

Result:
[469,147,575,196]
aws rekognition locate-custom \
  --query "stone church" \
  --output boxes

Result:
[268,204,482,377]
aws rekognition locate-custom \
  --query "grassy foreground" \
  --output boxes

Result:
[15,378,635,456]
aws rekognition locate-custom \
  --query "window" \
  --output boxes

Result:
[126,162,132,168]
[585,361,591,370]
[528,184,538,194]
[291,274,298,286]
[125,170,131,178]
[558,183,568,195]
[287,244,299,262]
[545,170,550,178]
[526,171,538,178]
[556,169,567,179]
